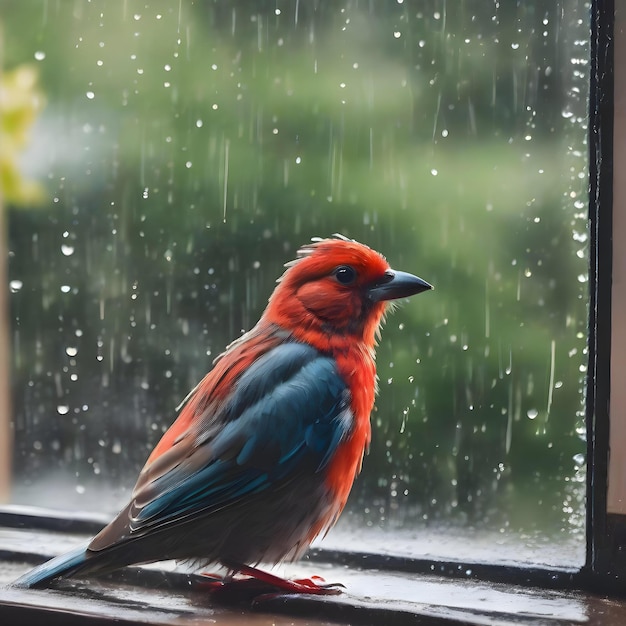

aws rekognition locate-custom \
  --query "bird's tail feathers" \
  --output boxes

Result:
[12,544,90,589]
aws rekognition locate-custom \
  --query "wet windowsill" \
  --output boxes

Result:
[0,524,622,626]
[0,557,594,626]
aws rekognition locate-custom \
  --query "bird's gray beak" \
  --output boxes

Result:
[367,270,433,302]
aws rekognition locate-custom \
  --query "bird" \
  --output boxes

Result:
[13,234,432,594]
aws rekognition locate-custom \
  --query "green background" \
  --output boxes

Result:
[3,0,588,561]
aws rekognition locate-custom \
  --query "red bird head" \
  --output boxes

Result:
[263,235,431,350]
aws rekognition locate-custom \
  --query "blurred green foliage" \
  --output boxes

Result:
[4,1,587,542]
[0,64,45,205]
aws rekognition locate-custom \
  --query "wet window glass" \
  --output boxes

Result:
[3,0,589,568]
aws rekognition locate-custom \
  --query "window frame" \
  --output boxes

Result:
[0,0,621,622]
[586,0,620,589]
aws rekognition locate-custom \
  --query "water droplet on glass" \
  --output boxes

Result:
[34,51,46,61]
[527,409,538,420]
[57,405,69,415]
[61,244,75,256]
[9,280,23,293]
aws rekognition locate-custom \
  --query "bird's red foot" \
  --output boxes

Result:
[232,562,343,595]
[196,561,343,599]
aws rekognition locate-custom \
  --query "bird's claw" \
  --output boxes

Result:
[195,566,344,601]
[291,576,345,593]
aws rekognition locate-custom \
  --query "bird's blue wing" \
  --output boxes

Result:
[119,342,352,537]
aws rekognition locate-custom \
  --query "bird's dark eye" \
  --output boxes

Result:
[334,265,357,285]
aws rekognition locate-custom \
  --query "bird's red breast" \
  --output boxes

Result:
[323,346,376,516]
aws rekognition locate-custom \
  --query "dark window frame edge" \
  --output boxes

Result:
[585,0,619,584]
